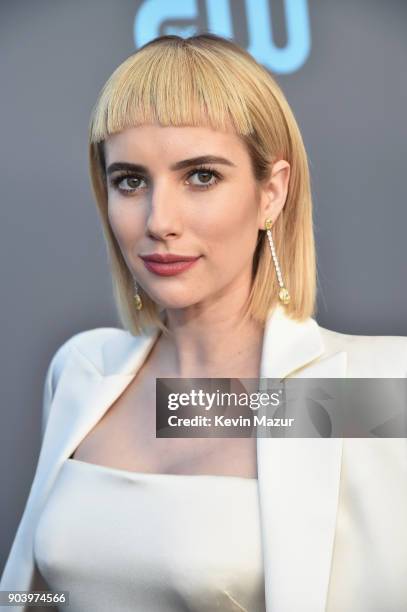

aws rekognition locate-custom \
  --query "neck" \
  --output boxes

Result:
[155,284,265,379]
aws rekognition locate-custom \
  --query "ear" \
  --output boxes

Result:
[257,160,290,229]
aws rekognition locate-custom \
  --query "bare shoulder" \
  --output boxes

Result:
[318,324,407,377]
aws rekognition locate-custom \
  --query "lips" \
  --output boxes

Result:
[139,253,200,263]
[140,254,201,277]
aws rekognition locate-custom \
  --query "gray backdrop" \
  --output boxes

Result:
[1,0,406,573]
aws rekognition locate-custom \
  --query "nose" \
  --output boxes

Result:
[145,181,182,240]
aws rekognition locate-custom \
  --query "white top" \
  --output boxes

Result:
[34,458,267,611]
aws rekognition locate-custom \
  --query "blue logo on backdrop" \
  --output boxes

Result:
[133,0,310,74]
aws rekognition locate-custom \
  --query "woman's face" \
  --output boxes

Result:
[104,124,283,311]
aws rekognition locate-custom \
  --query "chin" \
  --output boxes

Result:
[150,292,202,310]
[157,299,200,311]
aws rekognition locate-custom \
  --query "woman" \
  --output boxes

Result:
[1,33,407,612]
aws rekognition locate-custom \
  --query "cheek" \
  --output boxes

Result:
[195,188,258,248]
[107,200,143,246]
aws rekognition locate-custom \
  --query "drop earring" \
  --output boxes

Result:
[133,277,143,310]
[265,218,290,305]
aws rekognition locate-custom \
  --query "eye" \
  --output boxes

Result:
[185,166,221,190]
[109,174,146,194]
[109,165,222,196]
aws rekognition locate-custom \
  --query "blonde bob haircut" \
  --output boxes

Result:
[88,33,317,336]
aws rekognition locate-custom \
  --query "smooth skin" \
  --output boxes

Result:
[72,124,290,477]
[106,124,290,378]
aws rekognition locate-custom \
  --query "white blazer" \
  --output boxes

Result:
[1,305,407,612]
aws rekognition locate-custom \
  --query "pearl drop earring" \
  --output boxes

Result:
[265,218,290,305]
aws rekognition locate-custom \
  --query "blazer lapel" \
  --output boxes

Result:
[257,305,347,612]
[37,328,162,491]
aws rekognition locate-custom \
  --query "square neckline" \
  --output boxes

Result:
[67,457,258,482]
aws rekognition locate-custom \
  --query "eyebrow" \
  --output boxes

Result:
[106,155,236,176]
